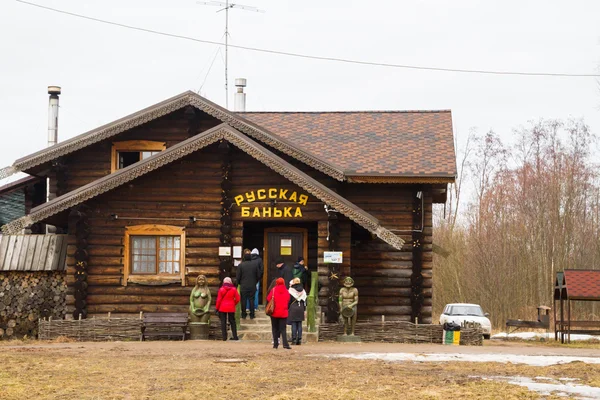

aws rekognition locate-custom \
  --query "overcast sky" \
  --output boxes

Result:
[1,0,599,177]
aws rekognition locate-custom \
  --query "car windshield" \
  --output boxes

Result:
[447,305,484,316]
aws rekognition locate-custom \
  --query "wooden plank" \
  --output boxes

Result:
[0,236,9,270]
[46,235,62,271]
[16,235,30,271]
[5,235,19,270]
[57,235,69,271]
[32,235,45,271]
[34,235,51,271]
[45,235,58,271]
[23,235,38,271]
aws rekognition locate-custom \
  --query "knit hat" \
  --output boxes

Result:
[275,258,284,265]
[297,256,304,262]
[276,277,285,286]
[223,277,232,285]
[251,248,260,255]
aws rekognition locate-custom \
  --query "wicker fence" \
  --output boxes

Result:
[319,321,483,346]
[38,316,224,341]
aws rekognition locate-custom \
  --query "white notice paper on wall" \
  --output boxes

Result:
[219,246,232,256]
[281,239,292,247]
[324,251,343,264]
[233,246,242,258]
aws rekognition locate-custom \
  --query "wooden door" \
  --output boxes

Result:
[263,227,308,302]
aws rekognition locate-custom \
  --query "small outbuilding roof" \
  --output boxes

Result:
[560,269,600,301]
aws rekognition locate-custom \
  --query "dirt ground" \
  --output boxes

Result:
[1,339,600,399]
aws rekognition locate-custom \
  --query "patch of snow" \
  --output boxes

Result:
[478,376,600,399]
[493,332,600,341]
[322,352,600,366]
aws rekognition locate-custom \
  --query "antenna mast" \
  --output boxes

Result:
[198,1,265,109]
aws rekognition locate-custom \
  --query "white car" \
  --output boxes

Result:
[439,303,492,339]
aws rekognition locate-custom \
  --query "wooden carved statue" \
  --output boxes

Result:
[338,276,359,336]
[189,275,211,323]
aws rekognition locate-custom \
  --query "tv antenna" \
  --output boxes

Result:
[198,1,265,109]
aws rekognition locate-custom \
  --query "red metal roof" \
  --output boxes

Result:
[563,269,600,300]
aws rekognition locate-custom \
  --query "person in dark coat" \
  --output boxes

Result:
[236,253,261,319]
[288,277,307,345]
[276,258,293,289]
[246,248,264,312]
[215,277,240,341]
[292,256,308,287]
[266,277,291,349]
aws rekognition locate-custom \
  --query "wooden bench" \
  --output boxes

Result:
[507,306,550,334]
[140,313,188,341]
[557,320,600,336]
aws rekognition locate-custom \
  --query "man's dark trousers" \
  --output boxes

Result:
[241,289,256,318]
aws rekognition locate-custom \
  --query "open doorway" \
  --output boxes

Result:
[243,221,318,304]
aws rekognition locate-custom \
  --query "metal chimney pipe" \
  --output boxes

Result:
[234,78,246,112]
[47,86,61,147]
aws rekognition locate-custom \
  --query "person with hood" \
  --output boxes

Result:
[215,277,240,341]
[266,277,291,349]
[292,256,308,287]
[275,258,293,289]
[288,277,307,345]
[246,248,263,312]
[236,251,261,319]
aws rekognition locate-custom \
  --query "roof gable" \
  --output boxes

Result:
[2,124,404,250]
[0,91,344,182]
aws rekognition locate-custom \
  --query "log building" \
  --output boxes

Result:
[1,91,455,324]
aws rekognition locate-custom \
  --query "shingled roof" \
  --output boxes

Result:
[0,92,456,184]
[240,111,456,180]
[563,269,600,300]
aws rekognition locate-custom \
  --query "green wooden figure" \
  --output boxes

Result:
[338,276,359,336]
[189,275,211,324]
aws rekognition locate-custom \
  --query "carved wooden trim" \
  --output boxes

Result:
[123,224,186,287]
[111,140,166,173]
[2,125,404,250]
[6,91,345,182]
[347,176,455,184]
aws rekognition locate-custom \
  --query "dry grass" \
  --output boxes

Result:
[1,341,597,399]
[487,337,600,349]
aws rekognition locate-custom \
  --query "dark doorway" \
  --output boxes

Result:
[264,227,307,295]
[242,222,318,303]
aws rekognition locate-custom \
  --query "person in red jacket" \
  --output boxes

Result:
[266,277,291,349]
[215,277,240,341]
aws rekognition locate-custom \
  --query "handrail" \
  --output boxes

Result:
[307,271,318,332]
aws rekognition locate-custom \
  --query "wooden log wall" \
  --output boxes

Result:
[69,207,90,319]
[317,219,351,322]
[0,271,67,339]
[343,185,434,323]
[218,141,233,281]
[66,144,329,317]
